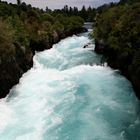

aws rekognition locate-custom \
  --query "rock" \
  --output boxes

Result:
[83,43,94,49]
[0,28,87,99]
[94,39,105,53]
[0,44,33,98]
[53,30,59,43]
[94,38,140,100]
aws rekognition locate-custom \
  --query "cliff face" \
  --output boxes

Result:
[0,1,88,98]
[0,27,87,99]
[0,44,33,98]
[93,2,140,100]
[94,40,140,100]
[30,27,87,53]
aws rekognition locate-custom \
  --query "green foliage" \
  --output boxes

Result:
[0,1,87,98]
[94,2,140,52]
[0,20,15,62]
[52,5,96,22]
[93,1,140,95]
[0,1,85,51]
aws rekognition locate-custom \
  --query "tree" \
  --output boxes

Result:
[46,6,48,12]
[63,5,69,12]
[17,0,21,5]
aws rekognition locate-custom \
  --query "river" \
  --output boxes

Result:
[0,30,140,140]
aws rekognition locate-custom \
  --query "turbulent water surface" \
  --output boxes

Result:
[0,31,140,140]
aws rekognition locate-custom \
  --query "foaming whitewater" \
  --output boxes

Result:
[0,32,140,140]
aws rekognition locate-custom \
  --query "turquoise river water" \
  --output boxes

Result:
[0,31,140,140]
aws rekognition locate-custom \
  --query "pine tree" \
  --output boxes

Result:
[17,0,21,5]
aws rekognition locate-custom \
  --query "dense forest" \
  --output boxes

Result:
[0,0,86,98]
[50,5,96,21]
[93,0,140,99]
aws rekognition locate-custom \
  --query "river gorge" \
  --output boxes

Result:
[0,29,140,140]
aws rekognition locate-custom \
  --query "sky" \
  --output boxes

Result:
[2,0,120,10]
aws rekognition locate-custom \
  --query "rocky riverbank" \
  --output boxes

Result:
[0,1,88,98]
[0,26,87,99]
[94,40,140,100]
[93,1,140,100]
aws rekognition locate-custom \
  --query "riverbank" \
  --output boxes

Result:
[94,40,140,100]
[0,26,87,99]
[0,1,87,98]
[0,29,139,140]
[93,2,140,100]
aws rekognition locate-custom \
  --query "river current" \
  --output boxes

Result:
[0,31,140,140]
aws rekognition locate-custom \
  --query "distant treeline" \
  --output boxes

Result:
[93,0,140,98]
[49,5,96,22]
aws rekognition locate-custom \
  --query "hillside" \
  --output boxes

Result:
[93,0,140,99]
[0,1,86,98]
